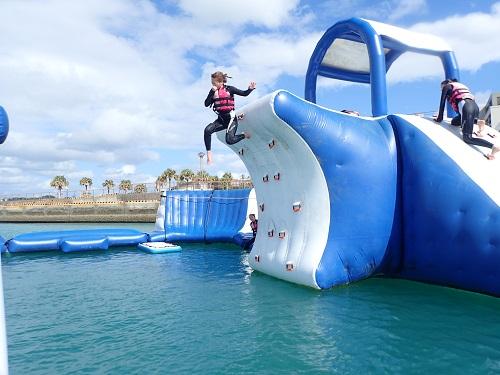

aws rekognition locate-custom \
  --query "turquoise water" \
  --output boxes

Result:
[2,223,500,374]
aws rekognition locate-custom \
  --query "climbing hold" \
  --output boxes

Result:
[254,255,260,262]
[292,202,301,212]
[274,173,280,181]
[278,231,286,239]
[286,261,294,271]
[263,175,269,182]
[268,139,276,149]
[268,229,274,237]
[238,148,244,156]
[259,203,265,212]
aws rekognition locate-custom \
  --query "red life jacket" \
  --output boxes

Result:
[448,82,474,112]
[213,86,235,113]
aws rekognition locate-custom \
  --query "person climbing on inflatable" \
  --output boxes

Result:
[244,213,258,251]
[204,71,256,164]
[434,79,500,160]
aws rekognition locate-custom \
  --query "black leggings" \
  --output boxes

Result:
[461,100,494,149]
[204,112,245,151]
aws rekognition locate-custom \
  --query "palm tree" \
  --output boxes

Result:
[180,169,195,184]
[79,177,93,191]
[196,170,210,181]
[50,175,69,198]
[102,179,114,194]
[221,172,233,190]
[119,179,132,193]
[163,168,176,190]
[134,183,147,193]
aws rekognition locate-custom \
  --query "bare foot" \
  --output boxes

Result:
[487,146,500,160]
[244,131,251,139]
[237,113,245,120]
[207,150,213,164]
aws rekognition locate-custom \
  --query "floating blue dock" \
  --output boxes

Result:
[4,229,148,253]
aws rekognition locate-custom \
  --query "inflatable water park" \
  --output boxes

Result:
[1,17,500,297]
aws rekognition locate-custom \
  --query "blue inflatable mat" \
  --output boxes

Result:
[5,228,148,253]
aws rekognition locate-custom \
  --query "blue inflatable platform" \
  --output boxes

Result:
[5,229,148,253]
[152,188,256,247]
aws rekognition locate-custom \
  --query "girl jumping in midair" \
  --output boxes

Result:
[204,71,256,164]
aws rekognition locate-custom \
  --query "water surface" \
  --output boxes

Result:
[2,223,500,374]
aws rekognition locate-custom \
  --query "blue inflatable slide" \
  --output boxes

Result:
[215,18,500,296]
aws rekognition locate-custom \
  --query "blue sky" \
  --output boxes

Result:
[0,0,499,195]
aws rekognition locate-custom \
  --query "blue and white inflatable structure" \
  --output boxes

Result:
[151,188,257,247]
[2,18,500,297]
[216,18,500,296]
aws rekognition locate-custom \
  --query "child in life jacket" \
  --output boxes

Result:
[244,213,258,250]
[204,71,256,164]
[434,79,499,160]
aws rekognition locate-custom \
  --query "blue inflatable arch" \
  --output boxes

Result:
[305,17,460,117]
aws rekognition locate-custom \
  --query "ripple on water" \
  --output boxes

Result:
[2,224,500,374]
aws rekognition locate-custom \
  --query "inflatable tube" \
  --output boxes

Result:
[61,238,109,253]
[138,242,181,254]
[148,231,166,242]
[6,229,147,253]
[0,106,8,144]
[8,238,61,253]
[232,232,254,249]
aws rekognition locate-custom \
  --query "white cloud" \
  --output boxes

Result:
[177,0,301,28]
[410,3,500,73]
[383,3,500,84]
[389,0,427,21]
[232,33,321,88]
[1,0,499,195]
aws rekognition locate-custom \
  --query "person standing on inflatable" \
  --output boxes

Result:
[204,71,256,164]
[434,79,499,160]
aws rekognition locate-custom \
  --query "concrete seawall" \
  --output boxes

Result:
[0,194,159,223]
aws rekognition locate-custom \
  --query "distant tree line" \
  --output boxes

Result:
[154,168,241,191]
[49,169,250,196]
